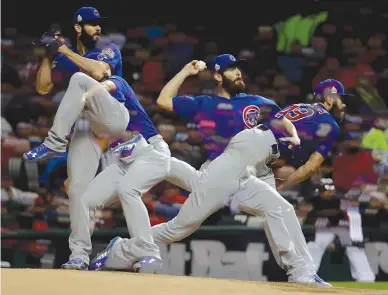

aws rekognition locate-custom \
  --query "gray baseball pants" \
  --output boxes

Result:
[43,72,129,263]
[107,127,316,279]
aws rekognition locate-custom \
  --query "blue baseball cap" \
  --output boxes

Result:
[210,54,247,72]
[73,7,107,25]
[314,79,353,97]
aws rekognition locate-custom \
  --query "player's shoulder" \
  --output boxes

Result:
[236,93,261,100]
[98,43,122,58]
[311,104,335,120]
[238,93,278,105]
[195,94,218,101]
[260,96,278,107]
[296,103,312,108]
[100,42,121,51]
[198,94,239,110]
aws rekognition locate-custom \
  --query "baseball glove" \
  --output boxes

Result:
[40,30,66,55]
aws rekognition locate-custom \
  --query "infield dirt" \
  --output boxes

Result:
[2,269,387,295]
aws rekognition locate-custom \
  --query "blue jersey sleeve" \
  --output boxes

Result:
[259,97,282,126]
[172,95,200,119]
[264,98,282,118]
[97,44,122,72]
[315,123,340,158]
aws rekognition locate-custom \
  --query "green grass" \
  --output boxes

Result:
[331,282,388,290]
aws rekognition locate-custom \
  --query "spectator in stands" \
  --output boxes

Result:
[97,26,126,50]
[142,47,166,95]
[157,123,176,145]
[1,175,40,208]
[333,138,378,193]
[152,187,187,221]
[362,118,388,151]
[360,188,388,229]
[371,151,388,183]
[354,74,387,113]
[1,127,31,158]
[278,41,306,84]
[165,31,197,78]
[1,117,13,139]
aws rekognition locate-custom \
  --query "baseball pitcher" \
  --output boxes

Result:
[74,75,171,272]
[91,55,346,286]
[150,78,347,286]
[24,7,124,270]
[89,56,306,280]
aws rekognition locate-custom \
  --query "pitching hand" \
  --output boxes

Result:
[181,60,202,76]
[279,136,301,149]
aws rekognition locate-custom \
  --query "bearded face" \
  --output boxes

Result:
[79,22,101,50]
[220,66,246,96]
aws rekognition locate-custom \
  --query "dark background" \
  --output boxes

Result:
[2,0,387,54]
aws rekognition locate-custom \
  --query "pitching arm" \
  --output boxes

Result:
[281,117,298,139]
[157,72,191,111]
[157,60,202,112]
[277,151,324,191]
[58,46,111,81]
[280,117,300,148]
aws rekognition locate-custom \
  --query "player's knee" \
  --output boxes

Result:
[173,213,203,229]
[70,72,88,85]
[116,185,141,201]
[71,188,99,209]
[283,201,295,213]
[67,182,88,200]
[82,195,99,208]
[67,183,78,199]
[267,189,295,213]
[261,194,285,218]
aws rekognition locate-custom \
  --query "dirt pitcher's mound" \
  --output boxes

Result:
[1,269,386,295]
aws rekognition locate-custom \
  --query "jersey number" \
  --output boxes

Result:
[276,105,314,122]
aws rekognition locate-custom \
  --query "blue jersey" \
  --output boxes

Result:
[107,76,158,141]
[271,103,340,167]
[52,43,122,84]
[173,93,281,160]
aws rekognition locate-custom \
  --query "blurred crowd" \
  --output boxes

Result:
[2,3,388,260]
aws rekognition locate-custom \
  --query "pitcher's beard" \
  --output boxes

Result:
[329,106,345,123]
[80,31,98,51]
[222,78,245,97]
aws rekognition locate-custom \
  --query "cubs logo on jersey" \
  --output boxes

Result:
[242,105,260,128]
